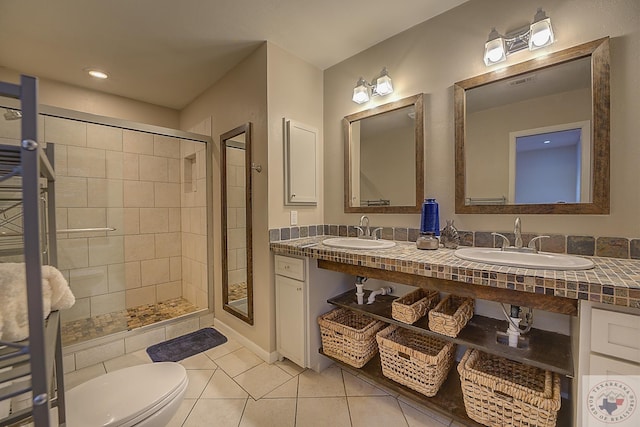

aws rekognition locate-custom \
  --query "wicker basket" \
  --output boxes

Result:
[376,325,455,397]
[318,308,386,368]
[428,294,474,337]
[391,288,439,324]
[457,349,561,427]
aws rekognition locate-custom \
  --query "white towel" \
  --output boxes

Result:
[0,263,75,342]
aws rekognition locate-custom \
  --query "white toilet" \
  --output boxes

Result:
[65,362,188,427]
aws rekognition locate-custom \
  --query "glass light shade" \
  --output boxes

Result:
[529,18,554,49]
[484,37,506,65]
[375,74,393,96]
[352,80,369,104]
[88,69,108,79]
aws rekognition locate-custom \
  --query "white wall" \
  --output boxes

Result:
[323,0,640,238]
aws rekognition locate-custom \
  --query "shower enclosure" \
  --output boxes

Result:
[0,103,212,346]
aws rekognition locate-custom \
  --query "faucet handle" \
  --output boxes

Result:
[371,227,383,240]
[491,232,511,249]
[354,226,364,238]
[527,235,550,252]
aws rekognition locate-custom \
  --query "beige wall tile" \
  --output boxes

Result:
[58,238,89,269]
[168,158,180,183]
[195,289,208,309]
[60,297,90,323]
[155,232,182,258]
[125,261,141,289]
[139,208,169,234]
[168,208,181,232]
[75,340,125,369]
[88,178,123,207]
[124,180,154,207]
[105,150,123,179]
[154,135,181,158]
[124,328,165,353]
[56,208,68,232]
[124,234,155,261]
[123,130,153,154]
[88,236,125,266]
[157,281,182,302]
[141,258,170,286]
[66,146,106,178]
[123,152,139,180]
[227,228,246,250]
[139,155,168,182]
[57,176,88,207]
[126,286,156,308]
[165,317,199,340]
[54,143,68,176]
[45,116,86,147]
[0,116,21,139]
[69,265,108,298]
[106,208,124,236]
[67,207,106,230]
[170,256,182,281]
[123,208,140,234]
[91,291,126,316]
[108,263,126,292]
[154,182,181,207]
[87,123,123,151]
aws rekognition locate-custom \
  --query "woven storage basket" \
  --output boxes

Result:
[457,349,561,427]
[318,308,386,368]
[376,325,455,397]
[428,294,474,337]
[391,288,439,324]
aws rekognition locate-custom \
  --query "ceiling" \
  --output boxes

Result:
[0,0,468,109]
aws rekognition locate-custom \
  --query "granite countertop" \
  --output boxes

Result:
[270,236,640,310]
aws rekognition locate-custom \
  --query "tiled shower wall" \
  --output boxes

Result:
[180,140,208,308]
[41,116,194,322]
[225,147,247,290]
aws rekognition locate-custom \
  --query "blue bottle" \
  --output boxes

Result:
[420,198,440,236]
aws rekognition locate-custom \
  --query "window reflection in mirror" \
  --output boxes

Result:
[344,94,424,214]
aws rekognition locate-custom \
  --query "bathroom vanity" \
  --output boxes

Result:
[271,235,640,426]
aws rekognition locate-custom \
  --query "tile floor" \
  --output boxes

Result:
[64,336,466,427]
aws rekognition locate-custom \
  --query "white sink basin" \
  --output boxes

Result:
[322,237,396,250]
[454,247,594,270]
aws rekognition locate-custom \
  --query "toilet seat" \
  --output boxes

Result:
[66,362,188,427]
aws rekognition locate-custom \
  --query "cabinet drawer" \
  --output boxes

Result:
[591,308,640,363]
[589,353,640,376]
[275,255,305,280]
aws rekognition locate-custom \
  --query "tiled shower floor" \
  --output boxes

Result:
[60,297,200,346]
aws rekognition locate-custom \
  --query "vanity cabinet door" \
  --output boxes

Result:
[276,274,306,367]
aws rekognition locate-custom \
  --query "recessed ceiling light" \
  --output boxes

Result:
[86,69,109,79]
[543,140,551,144]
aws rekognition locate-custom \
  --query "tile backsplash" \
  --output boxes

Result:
[269,224,640,260]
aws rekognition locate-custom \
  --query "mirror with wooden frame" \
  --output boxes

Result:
[221,123,253,324]
[343,93,424,213]
[455,37,610,214]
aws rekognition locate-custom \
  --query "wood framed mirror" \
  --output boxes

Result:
[455,37,610,214]
[221,123,253,324]
[343,93,424,213]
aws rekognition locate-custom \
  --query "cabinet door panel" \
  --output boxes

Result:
[591,309,640,363]
[589,353,640,375]
[276,275,305,367]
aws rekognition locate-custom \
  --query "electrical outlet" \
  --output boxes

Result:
[290,210,298,226]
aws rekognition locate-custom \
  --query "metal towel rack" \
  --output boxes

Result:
[56,227,117,233]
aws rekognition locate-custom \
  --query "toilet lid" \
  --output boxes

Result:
[67,362,187,427]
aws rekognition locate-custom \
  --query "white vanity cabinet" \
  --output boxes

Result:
[575,301,640,425]
[274,254,354,372]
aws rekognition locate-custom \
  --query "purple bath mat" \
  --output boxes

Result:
[146,328,227,362]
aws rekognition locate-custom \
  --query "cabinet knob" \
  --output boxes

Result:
[296,287,302,291]
[284,265,290,270]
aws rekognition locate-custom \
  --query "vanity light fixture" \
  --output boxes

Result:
[351,67,394,103]
[484,8,555,66]
[86,68,109,79]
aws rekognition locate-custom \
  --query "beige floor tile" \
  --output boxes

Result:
[64,363,106,389]
[200,369,248,398]
[296,397,351,427]
[275,358,305,376]
[263,376,299,399]
[239,398,296,427]
[203,338,243,360]
[184,369,215,399]
[356,374,401,397]
[399,401,452,427]
[348,396,408,427]
[297,365,345,397]
[343,371,389,396]
[183,398,247,427]
[103,350,152,372]
[166,398,197,427]
[234,362,293,399]
[180,352,218,370]
[398,396,453,426]
[215,347,263,377]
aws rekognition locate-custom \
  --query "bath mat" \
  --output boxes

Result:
[146,328,227,362]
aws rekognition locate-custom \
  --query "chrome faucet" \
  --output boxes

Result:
[514,217,523,249]
[492,217,549,253]
[355,215,383,240]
